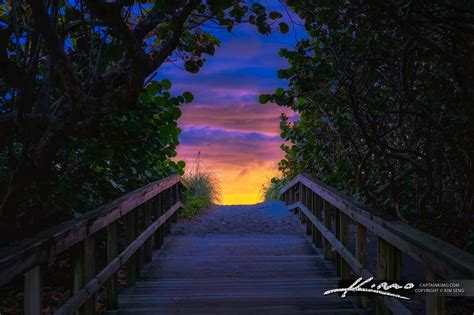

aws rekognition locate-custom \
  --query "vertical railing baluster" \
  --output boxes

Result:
[310,192,317,244]
[292,186,298,213]
[73,244,84,315]
[24,265,43,315]
[335,208,341,276]
[164,188,171,234]
[339,212,350,280]
[300,185,306,223]
[425,270,445,315]
[298,183,303,219]
[107,222,118,309]
[356,223,367,308]
[377,238,401,315]
[83,236,95,315]
[315,196,323,247]
[125,211,136,286]
[172,184,179,223]
[144,201,152,261]
[133,206,144,279]
[305,187,312,235]
[323,201,332,260]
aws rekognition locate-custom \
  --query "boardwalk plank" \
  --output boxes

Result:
[111,233,362,314]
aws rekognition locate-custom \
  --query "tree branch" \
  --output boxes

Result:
[28,0,84,114]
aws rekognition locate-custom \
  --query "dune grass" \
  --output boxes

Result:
[181,154,220,218]
[261,177,285,201]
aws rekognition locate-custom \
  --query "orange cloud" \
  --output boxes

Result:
[177,127,285,204]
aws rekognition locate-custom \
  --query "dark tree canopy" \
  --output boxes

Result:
[263,1,474,249]
[0,0,288,238]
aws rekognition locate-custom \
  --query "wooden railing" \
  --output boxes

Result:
[0,174,186,315]
[280,174,474,315]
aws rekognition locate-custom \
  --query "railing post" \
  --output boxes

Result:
[106,222,118,310]
[24,265,43,315]
[314,196,322,247]
[154,194,163,249]
[335,208,341,276]
[73,244,84,315]
[125,211,136,286]
[339,212,350,280]
[164,188,171,234]
[136,206,145,276]
[172,184,179,223]
[323,200,332,260]
[292,186,298,213]
[356,223,367,308]
[83,236,96,315]
[144,201,152,262]
[377,238,401,315]
[426,270,445,315]
[299,184,305,223]
[306,189,312,235]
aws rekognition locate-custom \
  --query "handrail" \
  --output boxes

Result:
[55,201,183,314]
[0,174,186,314]
[281,173,474,315]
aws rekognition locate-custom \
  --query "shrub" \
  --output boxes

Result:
[181,154,220,217]
[261,177,285,201]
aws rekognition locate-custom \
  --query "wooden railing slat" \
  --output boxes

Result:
[281,174,474,280]
[322,201,332,261]
[24,265,43,315]
[356,223,368,308]
[125,211,136,286]
[54,201,183,315]
[83,236,95,315]
[0,175,185,288]
[106,222,118,310]
[339,212,350,280]
[425,270,445,315]
[289,202,411,315]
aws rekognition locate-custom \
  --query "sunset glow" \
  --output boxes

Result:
[160,6,302,204]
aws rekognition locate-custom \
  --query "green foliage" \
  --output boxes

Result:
[41,80,186,219]
[181,156,220,218]
[0,0,288,233]
[268,1,474,249]
[261,177,286,201]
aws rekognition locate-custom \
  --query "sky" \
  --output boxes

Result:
[158,2,304,204]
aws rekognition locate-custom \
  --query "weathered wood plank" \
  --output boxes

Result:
[281,174,474,280]
[356,223,367,308]
[339,212,350,280]
[106,222,118,310]
[289,202,411,315]
[425,270,445,315]
[335,208,341,276]
[144,202,152,262]
[305,186,312,236]
[115,233,361,314]
[24,265,43,315]
[323,201,332,261]
[83,236,95,315]
[0,175,185,287]
[314,195,323,247]
[125,211,136,286]
[54,202,182,315]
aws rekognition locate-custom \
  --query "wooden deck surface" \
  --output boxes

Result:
[110,230,363,314]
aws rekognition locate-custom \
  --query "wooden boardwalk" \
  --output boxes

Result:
[110,220,362,314]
